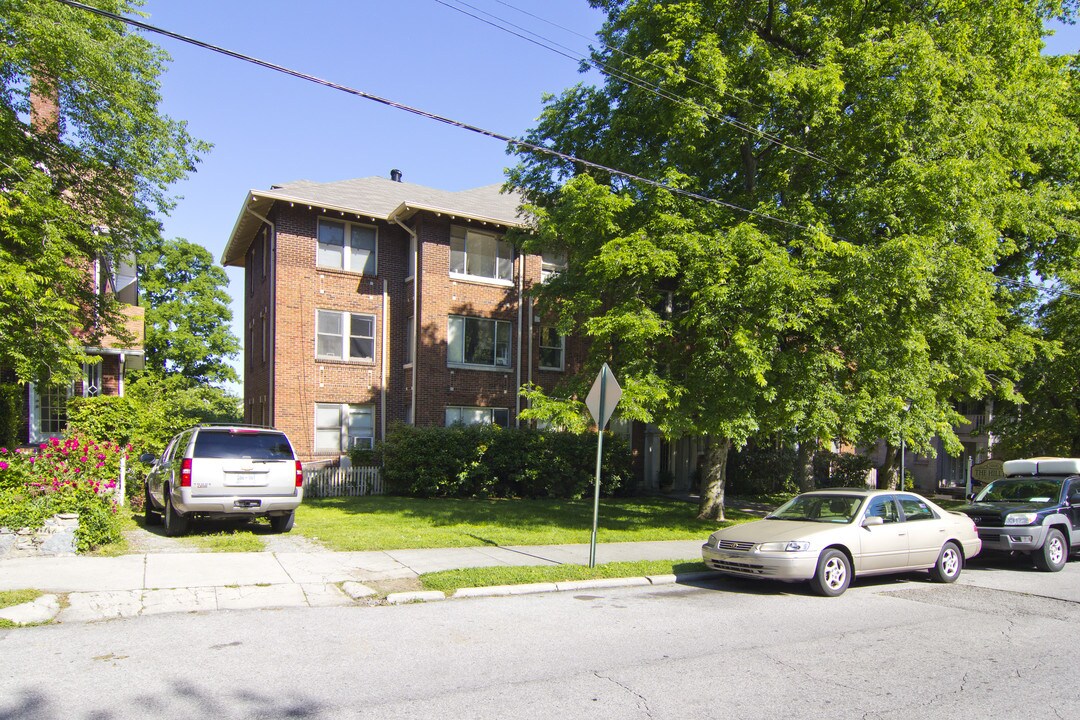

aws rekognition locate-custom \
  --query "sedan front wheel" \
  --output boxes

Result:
[810,548,851,597]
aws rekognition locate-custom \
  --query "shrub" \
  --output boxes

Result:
[0,437,126,551]
[728,442,798,496]
[379,424,632,499]
[814,451,874,488]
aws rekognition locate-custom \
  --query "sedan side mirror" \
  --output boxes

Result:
[862,516,884,527]
[138,452,156,464]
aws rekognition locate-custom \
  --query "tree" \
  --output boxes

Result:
[992,273,1080,457]
[139,237,240,385]
[0,0,208,385]
[510,0,1079,519]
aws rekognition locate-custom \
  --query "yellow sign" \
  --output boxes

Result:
[971,459,1005,484]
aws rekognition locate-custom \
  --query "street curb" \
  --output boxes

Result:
[451,572,718,600]
[386,590,445,605]
[0,594,60,625]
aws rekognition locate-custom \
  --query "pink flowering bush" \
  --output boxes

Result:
[0,436,127,551]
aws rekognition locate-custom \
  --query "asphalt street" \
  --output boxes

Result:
[2,554,1078,720]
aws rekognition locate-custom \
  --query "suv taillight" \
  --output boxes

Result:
[180,458,192,487]
[295,461,303,488]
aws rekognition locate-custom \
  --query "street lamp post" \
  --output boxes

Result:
[898,399,911,492]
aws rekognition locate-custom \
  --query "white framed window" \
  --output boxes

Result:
[315,403,375,453]
[406,315,415,364]
[448,315,511,368]
[445,406,509,428]
[83,362,102,397]
[539,326,565,370]
[407,233,416,279]
[541,251,567,282]
[316,310,375,362]
[450,225,513,283]
[317,218,377,274]
[29,382,70,443]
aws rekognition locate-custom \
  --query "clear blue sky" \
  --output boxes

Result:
[135,1,1080,388]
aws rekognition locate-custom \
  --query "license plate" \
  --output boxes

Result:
[226,473,262,486]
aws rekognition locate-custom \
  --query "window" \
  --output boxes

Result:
[315,404,375,453]
[865,497,900,523]
[448,316,511,368]
[445,406,509,428]
[29,382,70,443]
[407,233,416,279]
[406,315,415,364]
[83,362,102,398]
[261,313,268,364]
[450,225,513,282]
[317,218,377,274]
[539,326,565,370]
[316,310,375,362]
[899,496,935,521]
[541,251,567,282]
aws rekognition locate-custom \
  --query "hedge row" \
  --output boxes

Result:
[367,424,633,499]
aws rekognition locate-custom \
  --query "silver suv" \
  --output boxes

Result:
[142,425,304,537]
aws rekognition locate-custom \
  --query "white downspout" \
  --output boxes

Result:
[391,215,418,425]
[245,208,275,427]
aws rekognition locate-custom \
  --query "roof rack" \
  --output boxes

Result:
[197,423,278,430]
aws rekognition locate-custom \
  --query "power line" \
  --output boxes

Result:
[433,0,832,166]
[51,0,815,233]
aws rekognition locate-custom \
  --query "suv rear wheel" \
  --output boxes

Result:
[163,492,191,537]
[269,510,295,534]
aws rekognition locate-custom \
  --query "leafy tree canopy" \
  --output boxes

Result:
[992,273,1080,457]
[509,0,1080,517]
[0,0,208,385]
[139,237,239,386]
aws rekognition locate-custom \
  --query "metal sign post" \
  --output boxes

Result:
[585,363,621,568]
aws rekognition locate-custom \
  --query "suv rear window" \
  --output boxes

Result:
[193,430,295,460]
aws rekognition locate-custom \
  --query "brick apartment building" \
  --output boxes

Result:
[221,172,591,465]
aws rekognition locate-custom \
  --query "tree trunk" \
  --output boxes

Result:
[876,443,899,490]
[796,440,816,492]
[697,437,732,521]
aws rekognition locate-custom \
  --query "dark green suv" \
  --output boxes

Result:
[957,458,1080,572]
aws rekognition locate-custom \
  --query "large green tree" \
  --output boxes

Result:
[992,273,1080,457]
[510,0,1080,518]
[0,0,208,385]
[139,237,240,385]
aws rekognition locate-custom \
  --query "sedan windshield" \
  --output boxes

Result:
[766,494,864,523]
[974,478,1062,505]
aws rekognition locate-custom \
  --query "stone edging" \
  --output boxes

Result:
[0,513,78,559]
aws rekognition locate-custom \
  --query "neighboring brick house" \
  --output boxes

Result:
[221,172,589,465]
[12,85,145,445]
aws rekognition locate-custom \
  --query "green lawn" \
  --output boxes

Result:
[294,495,749,551]
[420,560,710,594]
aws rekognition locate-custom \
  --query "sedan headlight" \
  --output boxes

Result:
[757,541,811,553]
[1004,513,1039,526]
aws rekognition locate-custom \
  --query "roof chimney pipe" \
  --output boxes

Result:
[390,168,402,182]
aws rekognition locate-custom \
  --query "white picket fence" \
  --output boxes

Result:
[303,466,384,498]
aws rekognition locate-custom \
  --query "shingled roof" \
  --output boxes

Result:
[222,176,527,266]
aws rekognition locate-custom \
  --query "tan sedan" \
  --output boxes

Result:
[702,489,982,596]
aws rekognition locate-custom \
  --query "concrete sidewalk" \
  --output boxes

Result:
[0,540,707,625]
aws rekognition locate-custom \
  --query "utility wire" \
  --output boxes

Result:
[489,0,771,113]
[51,0,815,233]
[433,0,832,166]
